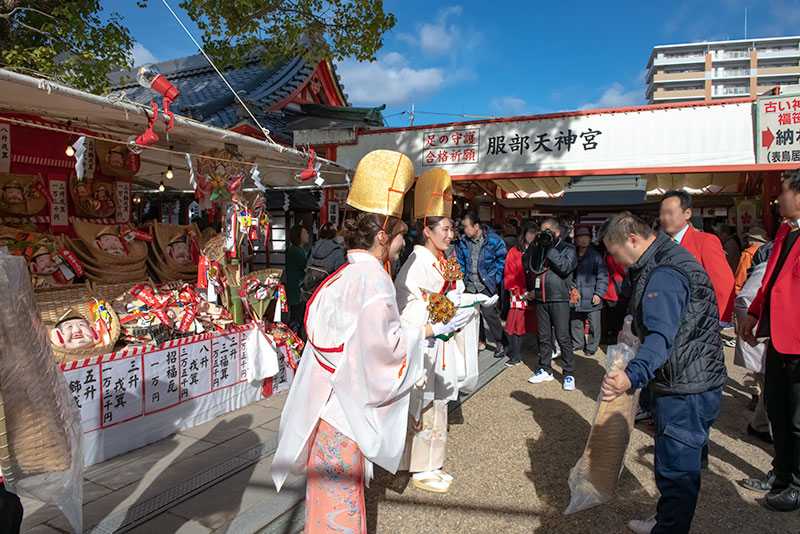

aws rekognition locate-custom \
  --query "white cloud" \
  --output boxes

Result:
[337,54,445,106]
[399,5,464,57]
[129,42,159,67]
[579,83,643,111]
[491,96,529,116]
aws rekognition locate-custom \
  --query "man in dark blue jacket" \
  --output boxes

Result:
[456,213,507,357]
[600,212,725,534]
[571,227,609,356]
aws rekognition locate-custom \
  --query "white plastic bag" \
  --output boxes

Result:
[564,316,641,515]
[0,251,83,533]
[245,326,280,383]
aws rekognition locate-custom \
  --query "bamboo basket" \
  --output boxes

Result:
[71,219,148,264]
[35,286,121,363]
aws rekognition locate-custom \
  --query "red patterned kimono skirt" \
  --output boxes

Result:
[305,419,366,533]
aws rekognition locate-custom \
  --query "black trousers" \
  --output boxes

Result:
[764,342,800,489]
[0,482,23,534]
[570,309,601,353]
[536,301,574,375]
[602,297,628,343]
[288,303,306,341]
[470,289,504,346]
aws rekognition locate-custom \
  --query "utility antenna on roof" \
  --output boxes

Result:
[744,7,748,39]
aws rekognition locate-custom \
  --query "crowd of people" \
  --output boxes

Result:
[271,148,800,534]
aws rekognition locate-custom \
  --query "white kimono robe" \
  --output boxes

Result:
[271,251,425,491]
[394,245,480,421]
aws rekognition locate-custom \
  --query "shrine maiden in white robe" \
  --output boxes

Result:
[394,245,480,422]
[271,251,426,491]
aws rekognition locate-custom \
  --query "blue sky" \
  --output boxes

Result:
[115,0,800,126]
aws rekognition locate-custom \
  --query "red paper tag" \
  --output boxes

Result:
[131,285,160,308]
[153,308,172,327]
[32,180,53,205]
[57,248,84,277]
[197,256,210,289]
[120,228,154,242]
[177,306,197,332]
[278,285,288,313]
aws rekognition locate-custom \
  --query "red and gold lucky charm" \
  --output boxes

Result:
[426,292,457,324]
[441,255,464,282]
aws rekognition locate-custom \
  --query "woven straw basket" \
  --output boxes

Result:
[72,219,148,265]
[35,285,121,363]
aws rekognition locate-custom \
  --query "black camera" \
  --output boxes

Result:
[535,229,557,248]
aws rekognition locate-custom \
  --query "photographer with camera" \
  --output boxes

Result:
[524,218,578,390]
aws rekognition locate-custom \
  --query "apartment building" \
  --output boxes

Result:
[646,36,800,103]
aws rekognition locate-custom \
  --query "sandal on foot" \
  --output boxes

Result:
[433,469,453,483]
[411,472,450,493]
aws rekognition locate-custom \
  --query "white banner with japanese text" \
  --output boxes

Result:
[62,324,295,466]
[115,180,131,223]
[0,123,9,173]
[337,101,756,177]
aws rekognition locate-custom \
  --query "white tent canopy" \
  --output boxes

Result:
[0,69,352,191]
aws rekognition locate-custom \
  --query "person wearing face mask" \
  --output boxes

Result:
[394,169,478,493]
[271,150,464,533]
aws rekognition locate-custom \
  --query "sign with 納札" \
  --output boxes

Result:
[756,93,800,164]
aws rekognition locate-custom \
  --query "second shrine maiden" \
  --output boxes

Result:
[394,168,482,492]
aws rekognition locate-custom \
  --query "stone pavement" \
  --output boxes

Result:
[21,340,790,533]
[20,346,507,533]
[365,344,794,533]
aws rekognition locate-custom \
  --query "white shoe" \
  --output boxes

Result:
[551,349,560,360]
[528,369,554,384]
[563,376,575,391]
[627,514,656,534]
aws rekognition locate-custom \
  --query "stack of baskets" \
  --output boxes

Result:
[34,283,121,364]
[60,219,148,284]
[146,222,205,283]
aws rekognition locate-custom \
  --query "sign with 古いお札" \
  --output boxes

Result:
[756,93,800,164]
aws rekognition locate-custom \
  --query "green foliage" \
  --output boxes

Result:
[0,0,395,93]
[0,1,133,93]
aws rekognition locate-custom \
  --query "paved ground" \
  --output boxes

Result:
[365,343,793,534]
[20,340,793,533]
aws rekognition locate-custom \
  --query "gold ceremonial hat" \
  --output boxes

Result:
[347,150,415,219]
[414,168,452,220]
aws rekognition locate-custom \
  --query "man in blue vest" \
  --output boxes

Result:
[599,211,726,534]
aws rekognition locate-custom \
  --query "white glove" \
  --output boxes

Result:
[430,308,472,337]
[455,279,465,293]
[446,289,462,307]
[480,294,499,308]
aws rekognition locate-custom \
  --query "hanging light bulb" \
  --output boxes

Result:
[158,181,165,192]
[65,144,75,157]
[166,165,174,180]
[136,64,180,100]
